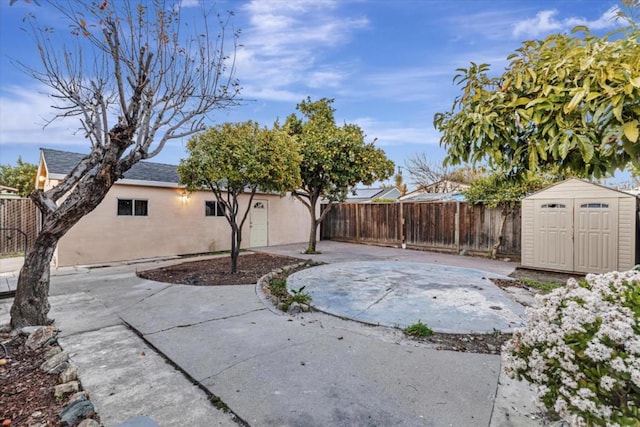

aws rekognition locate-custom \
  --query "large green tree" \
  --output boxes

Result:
[10,0,239,328]
[285,98,395,253]
[178,121,300,273]
[0,157,38,197]
[434,17,640,178]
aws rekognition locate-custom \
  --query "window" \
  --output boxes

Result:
[580,203,609,209]
[253,201,265,209]
[205,201,226,217]
[541,203,566,209]
[118,199,148,216]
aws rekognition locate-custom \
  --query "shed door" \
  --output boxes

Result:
[533,200,573,271]
[574,199,618,274]
[250,199,268,247]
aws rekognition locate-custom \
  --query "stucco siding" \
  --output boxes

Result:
[56,184,312,266]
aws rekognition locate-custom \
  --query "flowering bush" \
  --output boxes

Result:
[503,270,640,426]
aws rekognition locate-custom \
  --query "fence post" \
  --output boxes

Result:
[355,203,360,243]
[455,201,460,253]
[399,202,404,248]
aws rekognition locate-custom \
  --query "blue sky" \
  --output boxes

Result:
[0,0,627,185]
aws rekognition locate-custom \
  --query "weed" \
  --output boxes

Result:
[269,277,288,299]
[404,320,433,338]
[282,286,312,310]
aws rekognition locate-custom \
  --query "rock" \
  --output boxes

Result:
[30,412,43,418]
[287,302,301,314]
[300,303,311,312]
[60,365,78,383]
[40,351,68,373]
[77,419,100,427]
[59,397,95,426]
[277,302,287,311]
[20,326,41,336]
[25,326,58,350]
[43,345,62,360]
[54,381,80,399]
[66,391,88,405]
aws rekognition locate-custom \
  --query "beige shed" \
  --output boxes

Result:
[521,179,639,274]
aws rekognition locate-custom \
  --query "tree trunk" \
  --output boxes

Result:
[9,231,59,328]
[10,151,127,328]
[491,206,512,259]
[307,215,318,253]
[230,224,241,274]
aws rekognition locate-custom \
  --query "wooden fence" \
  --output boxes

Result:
[321,201,521,257]
[0,198,39,256]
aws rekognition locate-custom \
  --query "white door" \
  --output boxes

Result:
[574,199,618,274]
[250,199,268,247]
[533,200,574,271]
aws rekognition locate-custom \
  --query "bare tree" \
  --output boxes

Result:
[404,153,483,193]
[10,0,240,328]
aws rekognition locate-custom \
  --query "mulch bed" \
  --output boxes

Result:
[0,333,66,426]
[137,252,306,286]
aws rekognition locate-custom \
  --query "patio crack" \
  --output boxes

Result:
[356,284,397,315]
[199,336,323,383]
[143,307,267,335]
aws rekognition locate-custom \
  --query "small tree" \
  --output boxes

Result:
[178,121,300,273]
[434,16,640,178]
[463,172,549,258]
[0,157,38,197]
[10,0,239,328]
[285,97,395,253]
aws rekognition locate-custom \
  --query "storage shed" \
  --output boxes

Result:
[521,179,639,274]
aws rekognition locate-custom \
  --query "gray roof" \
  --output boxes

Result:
[42,148,180,184]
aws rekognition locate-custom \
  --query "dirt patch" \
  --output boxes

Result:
[413,331,510,355]
[1,333,65,426]
[137,252,307,286]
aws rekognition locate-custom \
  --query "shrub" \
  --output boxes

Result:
[503,270,640,426]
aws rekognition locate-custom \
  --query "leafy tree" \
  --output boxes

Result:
[393,171,407,196]
[434,17,640,178]
[463,172,551,258]
[405,153,484,192]
[0,157,38,197]
[178,121,300,273]
[285,98,395,253]
[10,0,239,328]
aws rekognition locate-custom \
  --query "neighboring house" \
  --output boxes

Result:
[399,179,469,202]
[344,187,401,203]
[399,191,465,202]
[36,148,313,267]
[0,185,20,199]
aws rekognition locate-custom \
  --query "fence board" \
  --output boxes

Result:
[321,201,522,257]
[0,198,39,255]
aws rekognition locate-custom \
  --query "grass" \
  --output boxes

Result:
[404,320,433,338]
[519,278,563,294]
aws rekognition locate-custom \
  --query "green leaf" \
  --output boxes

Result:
[623,120,639,142]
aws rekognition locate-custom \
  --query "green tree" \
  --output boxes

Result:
[285,98,395,253]
[10,0,239,328]
[178,121,301,273]
[463,172,551,258]
[434,18,640,178]
[0,157,38,197]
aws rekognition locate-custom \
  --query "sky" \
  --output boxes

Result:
[0,0,630,186]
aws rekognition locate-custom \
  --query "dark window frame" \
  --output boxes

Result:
[205,201,226,217]
[117,199,148,216]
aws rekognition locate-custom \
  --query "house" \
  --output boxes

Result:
[0,185,20,199]
[344,187,401,203]
[399,179,469,202]
[521,178,639,274]
[37,148,313,267]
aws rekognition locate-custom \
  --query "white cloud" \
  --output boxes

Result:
[235,0,369,101]
[352,117,441,147]
[513,6,619,38]
[0,86,88,146]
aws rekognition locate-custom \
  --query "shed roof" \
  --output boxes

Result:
[523,178,638,200]
[41,148,180,184]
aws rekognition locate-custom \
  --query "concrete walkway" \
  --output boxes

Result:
[0,242,543,426]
